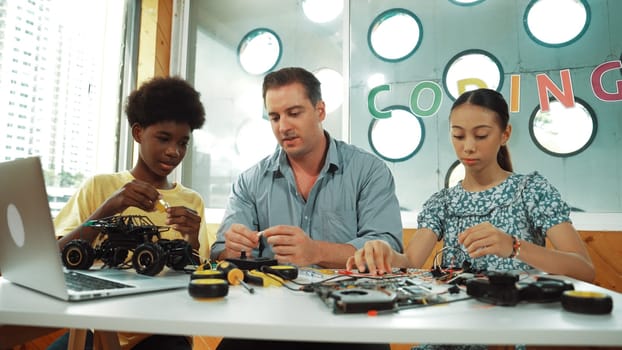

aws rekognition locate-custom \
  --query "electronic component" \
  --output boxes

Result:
[261,265,298,280]
[314,286,397,314]
[311,272,466,314]
[226,251,278,271]
[465,272,574,306]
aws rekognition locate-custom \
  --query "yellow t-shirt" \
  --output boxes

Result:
[54,171,214,259]
[54,171,213,349]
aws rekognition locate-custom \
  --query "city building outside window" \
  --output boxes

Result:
[0,0,128,217]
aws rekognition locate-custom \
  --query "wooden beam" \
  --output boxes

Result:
[137,0,173,85]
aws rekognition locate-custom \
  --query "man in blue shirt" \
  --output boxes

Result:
[210,66,403,268]
[210,67,401,350]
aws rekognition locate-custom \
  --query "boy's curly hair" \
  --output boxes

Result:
[125,76,206,130]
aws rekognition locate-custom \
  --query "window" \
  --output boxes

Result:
[443,49,504,101]
[449,0,486,5]
[302,0,344,23]
[182,0,345,210]
[524,0,590,47]
[176,0,622,216]
[0,0,129,217]
[314,67,344,114]
[368,106,425,162]
[368,8,423,62]
[237,28,282,75]
[529,97,597,157]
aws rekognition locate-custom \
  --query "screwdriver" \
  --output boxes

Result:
[244,270,282,287]
[217,261,255,294]
[155,198,170,212]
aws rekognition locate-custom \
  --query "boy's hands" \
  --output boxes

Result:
[166,206,201,249]
[101,180,162,216]
[100,180,202,249]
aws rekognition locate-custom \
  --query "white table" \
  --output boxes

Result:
[1,273,621,347]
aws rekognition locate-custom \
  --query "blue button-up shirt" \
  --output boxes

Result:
[210,133,403,261]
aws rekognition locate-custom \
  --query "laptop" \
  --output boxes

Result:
[0,156,190,301]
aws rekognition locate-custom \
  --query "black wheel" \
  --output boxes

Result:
[61,240,95,270]
[132,242,166,276]
[166,239,194,270]
[99,240,129,267]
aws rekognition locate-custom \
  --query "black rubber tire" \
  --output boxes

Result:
[132,242,166,276]
[188,278,229,299]
[61,240,95,270]
[561,290,613,315]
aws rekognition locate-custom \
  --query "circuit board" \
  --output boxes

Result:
[309,269,471,314]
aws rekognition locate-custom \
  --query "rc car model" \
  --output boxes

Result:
[61,215,195,276]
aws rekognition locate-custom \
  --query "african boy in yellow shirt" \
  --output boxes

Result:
[49,76,214,350]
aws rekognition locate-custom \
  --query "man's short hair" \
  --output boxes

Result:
[262,67,322,106]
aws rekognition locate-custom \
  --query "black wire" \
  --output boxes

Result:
[368,295,475,315]
[396,295,474,311]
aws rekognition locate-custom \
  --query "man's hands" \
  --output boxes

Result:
[262,225,319,266]
[221,224,320,266]
[222,224,262,260]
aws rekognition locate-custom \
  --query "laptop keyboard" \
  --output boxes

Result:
[64,271,133,291]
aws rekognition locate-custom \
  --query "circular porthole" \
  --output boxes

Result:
[445,160,465,188]
[367,73,386,90]
[313,68,344,114]
[238,28,282,75]
[442,49,504,101]
[449,0,486,6]
[235,118,277,168]
[302,0,344,23]
[524,0,590,47]
[528,97,597,157]
[368,105,425,162]
[368,8,423,62]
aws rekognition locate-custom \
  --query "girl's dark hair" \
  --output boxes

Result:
[125,76,206,130]
[451,88,513,172]
[262,67,322,106]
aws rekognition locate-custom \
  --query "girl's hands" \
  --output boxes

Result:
[458,221,514,258]
[346,240,394,275]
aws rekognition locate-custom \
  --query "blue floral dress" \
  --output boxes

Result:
[417,172,571,272]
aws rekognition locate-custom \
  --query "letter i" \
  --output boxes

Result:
[510,75,520,113]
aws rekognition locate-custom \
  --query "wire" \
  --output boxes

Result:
[395,295,474,312]
[285,274,361,293]
[264,277,302,292]
[433,245,469,273]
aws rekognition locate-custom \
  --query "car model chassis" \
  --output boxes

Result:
[61,215,194,276]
